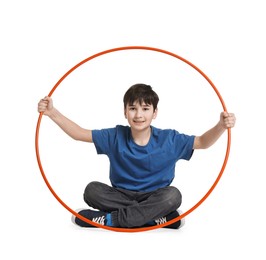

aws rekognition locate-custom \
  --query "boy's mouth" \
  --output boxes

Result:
[133,120,145,123]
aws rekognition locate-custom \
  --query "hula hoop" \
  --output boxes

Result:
[35,46,231,232]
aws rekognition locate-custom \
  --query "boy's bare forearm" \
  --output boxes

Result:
[193,112,235,149]
[196,123,225,149]
[48,108,92,142]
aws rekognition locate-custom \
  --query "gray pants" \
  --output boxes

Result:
[83,181,182,228]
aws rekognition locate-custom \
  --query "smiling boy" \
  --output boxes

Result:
[38,83,236,229]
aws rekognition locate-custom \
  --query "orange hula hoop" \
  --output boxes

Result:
[35,46,231,232]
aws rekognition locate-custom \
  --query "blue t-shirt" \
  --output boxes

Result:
[92,125,195,192]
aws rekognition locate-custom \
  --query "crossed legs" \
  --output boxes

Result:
[83,181,182,228]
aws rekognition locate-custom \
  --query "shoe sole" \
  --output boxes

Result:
[177,210,185,229]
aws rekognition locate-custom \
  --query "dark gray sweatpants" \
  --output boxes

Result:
[83,181,182,228]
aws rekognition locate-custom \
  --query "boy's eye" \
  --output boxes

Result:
[129,107,136,111]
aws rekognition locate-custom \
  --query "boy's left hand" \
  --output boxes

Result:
[220,112,236,129]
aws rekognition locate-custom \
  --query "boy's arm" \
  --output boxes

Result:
[38,96,93,142]
[193,112,236,149]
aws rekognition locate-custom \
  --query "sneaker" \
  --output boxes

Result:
[154,210,185,229]
[71,208,108,228]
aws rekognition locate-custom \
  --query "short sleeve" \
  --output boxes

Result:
[171,130,195,161]
[92,127,117,155]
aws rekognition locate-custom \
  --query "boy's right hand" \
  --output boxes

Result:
[38,96,54,116]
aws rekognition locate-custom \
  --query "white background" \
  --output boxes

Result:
[1,0,265,259]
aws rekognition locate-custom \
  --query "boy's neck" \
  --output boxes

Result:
[130,126,151,146]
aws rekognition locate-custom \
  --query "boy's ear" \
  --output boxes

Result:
[153,108,158,119]
[124,109,127,119]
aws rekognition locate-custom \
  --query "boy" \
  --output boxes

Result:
[38,83,236,229]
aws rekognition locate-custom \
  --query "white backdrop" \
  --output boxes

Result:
[1,1,265,259]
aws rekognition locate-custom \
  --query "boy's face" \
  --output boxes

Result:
[124,101,158,131]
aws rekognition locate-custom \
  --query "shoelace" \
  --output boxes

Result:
[154,217,167,225]
[92,216,105,225]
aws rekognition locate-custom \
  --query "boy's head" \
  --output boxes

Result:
[123,83,159,111]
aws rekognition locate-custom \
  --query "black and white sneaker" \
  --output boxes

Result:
[71,209,108,228]
[154,210,185,229]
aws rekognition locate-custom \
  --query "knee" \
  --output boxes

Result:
[167,186,182,210]
[83,181,102,204]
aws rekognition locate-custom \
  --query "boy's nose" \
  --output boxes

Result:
[135,109,143,117]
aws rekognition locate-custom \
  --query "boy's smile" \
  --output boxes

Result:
[124,101,158,132]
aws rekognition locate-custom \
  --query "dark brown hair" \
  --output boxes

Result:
[123,83,159,111]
